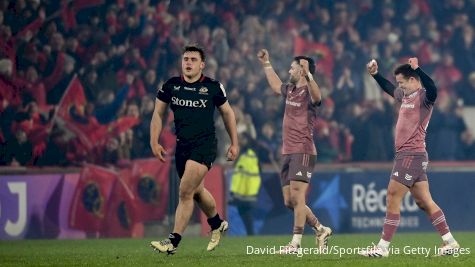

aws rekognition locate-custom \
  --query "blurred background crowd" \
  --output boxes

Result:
[1,0,475,168]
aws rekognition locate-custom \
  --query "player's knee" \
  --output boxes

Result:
[385,189,400,211]
[415,198,432,212]
[178,186,194,200]
[415,199,426,211]
[284,200,294,210]
[289,195,303,208]
[386,187,399,203]
[193,192,201,202]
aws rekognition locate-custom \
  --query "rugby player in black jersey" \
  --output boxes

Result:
[150,45,239,254]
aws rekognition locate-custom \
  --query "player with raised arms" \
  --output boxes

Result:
[359,58,460,257]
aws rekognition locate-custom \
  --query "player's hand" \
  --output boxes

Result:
[408,57,419,70]
[299,59,310,76]
[151,142,167,162]
[366,59,378,75]
[257,49,270,64]
[226,144,239,161]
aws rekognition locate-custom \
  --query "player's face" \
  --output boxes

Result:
[182,51,205,78]
[395,74,417,94]
[289,61,303,84]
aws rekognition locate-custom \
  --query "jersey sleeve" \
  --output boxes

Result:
[373,73,396,97]
[394,87,404,103]
[415,68,437,105]
[156,80,172,103]
[213,82,228,107]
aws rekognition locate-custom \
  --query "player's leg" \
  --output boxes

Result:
[410,180,459,255]
[151,159,207,254]
[281,155,320,225]
[194,181,217,217]
[174,160,209,233]
[280,154,331,253]
[359,179,408,257]
[282,185,292,209]
[299,154,332,249]
[288,180,308,248]
[380,180,408,245]
[278,156,299,254]
[194,180,228,251]
[282,184,331,249]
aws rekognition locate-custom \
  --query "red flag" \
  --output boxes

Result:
[104,116,140,139]
[294,36,334,79]
[69,164,117,232]
[102,169,144,237]
[56,75,95,150]
[130,159,171,222]
[56,75,86,121]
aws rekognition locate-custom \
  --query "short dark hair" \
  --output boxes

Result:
[183,44,206,62]
[294,56,316,74]
[394,64,420,80]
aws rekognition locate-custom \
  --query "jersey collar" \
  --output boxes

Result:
[181,74,205,84]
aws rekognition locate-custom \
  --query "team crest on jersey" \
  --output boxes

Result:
[199,87,209,95]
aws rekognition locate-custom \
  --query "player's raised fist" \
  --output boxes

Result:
[408,57,419,70]
[257,49,270,63]
[366,59,378,75]
[299,59,310,75]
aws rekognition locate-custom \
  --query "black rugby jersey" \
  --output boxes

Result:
[156,75,227,141]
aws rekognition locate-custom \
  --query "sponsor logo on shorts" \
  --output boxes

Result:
[422,161,428,171]
[307,172,312,178]
[393,171,399,177]
[405,174,412,181]
[296,171,302,176]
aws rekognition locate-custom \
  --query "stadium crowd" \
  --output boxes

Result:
[1,0,475,167]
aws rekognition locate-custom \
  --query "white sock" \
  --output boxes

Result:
[442,232,456,243]
[377,239,390,249]
[291,234,302,247]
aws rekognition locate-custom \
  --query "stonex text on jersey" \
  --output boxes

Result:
[156,75,227,140]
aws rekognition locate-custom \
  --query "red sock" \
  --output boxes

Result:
[381,212,400,242]
[306,213,320,229]
[293,226,304,234]
[430,209,450,236]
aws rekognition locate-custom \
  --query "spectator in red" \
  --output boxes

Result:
[22,66,47,107]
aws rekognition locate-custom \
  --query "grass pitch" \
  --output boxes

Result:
[1,232,474,266]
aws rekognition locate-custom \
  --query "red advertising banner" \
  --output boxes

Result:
[130,159,171,222]
[102,169,143,237]
[69,165,117,232]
